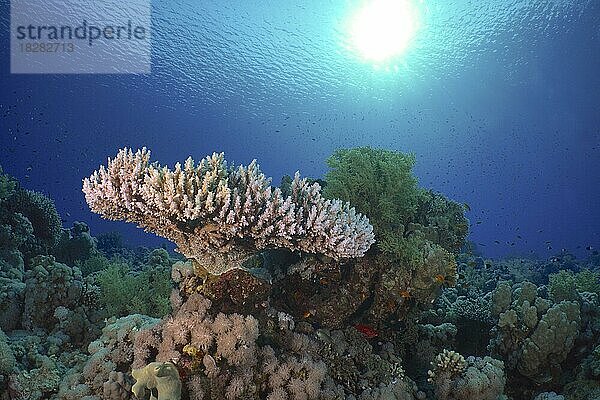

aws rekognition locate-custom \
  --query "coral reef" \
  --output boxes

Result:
[271,148,468,330]
[2,153,599,400]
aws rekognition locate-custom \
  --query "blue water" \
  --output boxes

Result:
[1,0,599,259]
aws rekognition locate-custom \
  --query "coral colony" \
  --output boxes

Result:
[82,148,375,275]
[0,148,599,400]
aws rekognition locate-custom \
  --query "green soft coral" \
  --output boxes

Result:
[95,259,172,318]
[323,147,419,245]
[548,269,600,303]
[323,147,468,259]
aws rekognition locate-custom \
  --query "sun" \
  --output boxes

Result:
[348,0,421,63]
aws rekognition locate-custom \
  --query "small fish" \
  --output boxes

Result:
[494,240,500,244]
[354,323,378,339]
[586,246,594,251]
[463,203,471,211]
[399,289,412,299]
[434,274,445,283]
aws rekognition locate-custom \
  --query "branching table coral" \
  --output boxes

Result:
[82,148,375,275]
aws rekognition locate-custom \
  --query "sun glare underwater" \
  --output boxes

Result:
[0,0,599,399]
[346,0,422,63]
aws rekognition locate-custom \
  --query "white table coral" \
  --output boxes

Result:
[83,148,374,275]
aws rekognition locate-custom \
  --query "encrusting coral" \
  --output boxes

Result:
[82,148,374,275]
[132,361,182,400]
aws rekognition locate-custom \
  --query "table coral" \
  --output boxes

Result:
[83,148,374,276]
